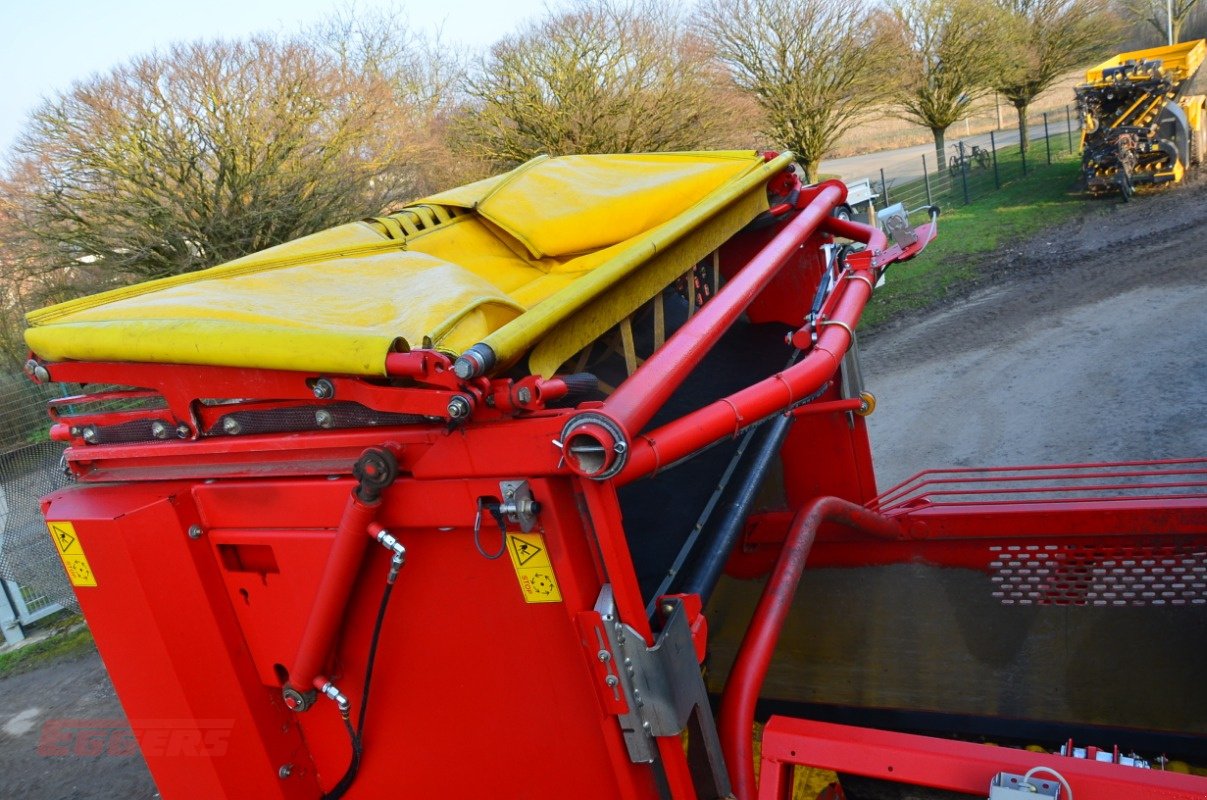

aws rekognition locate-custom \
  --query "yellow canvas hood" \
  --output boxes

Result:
[26,150,790,376]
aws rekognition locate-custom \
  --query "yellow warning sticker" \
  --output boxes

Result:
[506,532,562,604]
[47,521,97,587]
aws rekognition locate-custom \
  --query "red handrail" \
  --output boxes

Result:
[718,496,902,800]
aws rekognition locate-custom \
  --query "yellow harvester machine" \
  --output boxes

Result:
[1076,39,1207,197]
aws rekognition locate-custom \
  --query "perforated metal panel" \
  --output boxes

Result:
[989,543,1207,606]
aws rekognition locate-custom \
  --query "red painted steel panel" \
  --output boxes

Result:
[41,484,318,799]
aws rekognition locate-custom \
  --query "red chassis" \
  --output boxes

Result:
[26,169,1207,800]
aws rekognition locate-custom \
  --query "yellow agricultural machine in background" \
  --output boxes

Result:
[1076,39,1207,198]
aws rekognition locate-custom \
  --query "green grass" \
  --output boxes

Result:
[0,616,96,678]
[861,153,1088,329]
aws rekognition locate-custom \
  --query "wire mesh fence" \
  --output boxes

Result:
[851,107,1083,218]
[0,372,76,619]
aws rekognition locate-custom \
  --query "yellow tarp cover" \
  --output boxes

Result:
[25,151,786,376]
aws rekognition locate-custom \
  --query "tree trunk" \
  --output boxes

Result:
[803,160,820,184]
[1016,102,1030,156]
[932,128,946,174]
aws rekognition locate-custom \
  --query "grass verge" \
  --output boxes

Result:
[0,616,96,679]
[861,153,1090,329]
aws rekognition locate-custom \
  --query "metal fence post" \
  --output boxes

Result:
[990,131,1001,189]
[0,581,26,645]
[880,167,890,206]
[958,141,970,204]
[1043,112,1052,164]
[922,154,932,205]
[1066,104,1074,151]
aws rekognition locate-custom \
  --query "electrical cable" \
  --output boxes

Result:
[320,578,396,800]
[473,497,508,559]
[1021,766,1073,800]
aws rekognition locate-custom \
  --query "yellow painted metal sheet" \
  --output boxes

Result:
[1084,39,1206,84]
[25,151,782,376]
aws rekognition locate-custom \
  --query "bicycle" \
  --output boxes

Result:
[948,142,991,178]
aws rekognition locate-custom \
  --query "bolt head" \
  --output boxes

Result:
[150,421,169,439]
[660,603,675,617]
[175,424,191,439]
[446,395,471,419]
[597,649,611,663]
[605,675,619,687]
[81,426,98,443]
[517,387,532,404]
[312,378,335,399]
[187,525,204,539]
[33,366,50,382]
[222,417,241,435]
[315,410,334,429]
[278,764,293,779]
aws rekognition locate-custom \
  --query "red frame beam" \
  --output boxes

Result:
[758,717,1207,800]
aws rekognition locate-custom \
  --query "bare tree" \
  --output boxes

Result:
[995,0,1120,154]
[698,0,897,182]
[2,31,444,295]
[1125,0,1201,43]
[457,0,737,167]
[887,0,1010,169]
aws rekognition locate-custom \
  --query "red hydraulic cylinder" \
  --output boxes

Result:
[288,488,381,695]
[718,496,902,800]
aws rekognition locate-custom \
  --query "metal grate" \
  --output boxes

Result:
[0,441,77,613]
[989,542,1207,607]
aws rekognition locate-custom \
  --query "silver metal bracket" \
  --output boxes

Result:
[498,480,540,532]
[591,586,731,797]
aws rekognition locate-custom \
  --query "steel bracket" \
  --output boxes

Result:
[591,586,731,797]
[498,480,539,532]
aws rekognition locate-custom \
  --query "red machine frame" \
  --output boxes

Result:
[26,166,1207,800]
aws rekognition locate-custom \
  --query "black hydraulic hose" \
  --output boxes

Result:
[321,578,396,799]
[679,411,796,604]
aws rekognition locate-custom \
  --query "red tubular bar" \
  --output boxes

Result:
[602,182,845,439]
[718,496,902,800]
[758,717,1207,800]
[288,488,381,693]
[820,216,888,251]
[619,262,873,482]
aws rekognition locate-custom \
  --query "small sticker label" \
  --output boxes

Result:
[506,533,562,603]
[47,521,97,587]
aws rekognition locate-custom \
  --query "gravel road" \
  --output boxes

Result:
[864,172,1207,486]
[1,173,1203,797]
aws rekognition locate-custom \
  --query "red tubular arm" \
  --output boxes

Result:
[603,183,846,438]
[820,216,888,251]
[618,263,873,482]
[718,496,902,800]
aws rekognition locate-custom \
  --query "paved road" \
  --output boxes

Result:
[821,119,1079,188]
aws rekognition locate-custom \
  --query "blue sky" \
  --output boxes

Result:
[0,0,557,155]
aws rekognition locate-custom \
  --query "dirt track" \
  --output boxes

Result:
[0,173,1204,798]
[864,172,1207,486]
